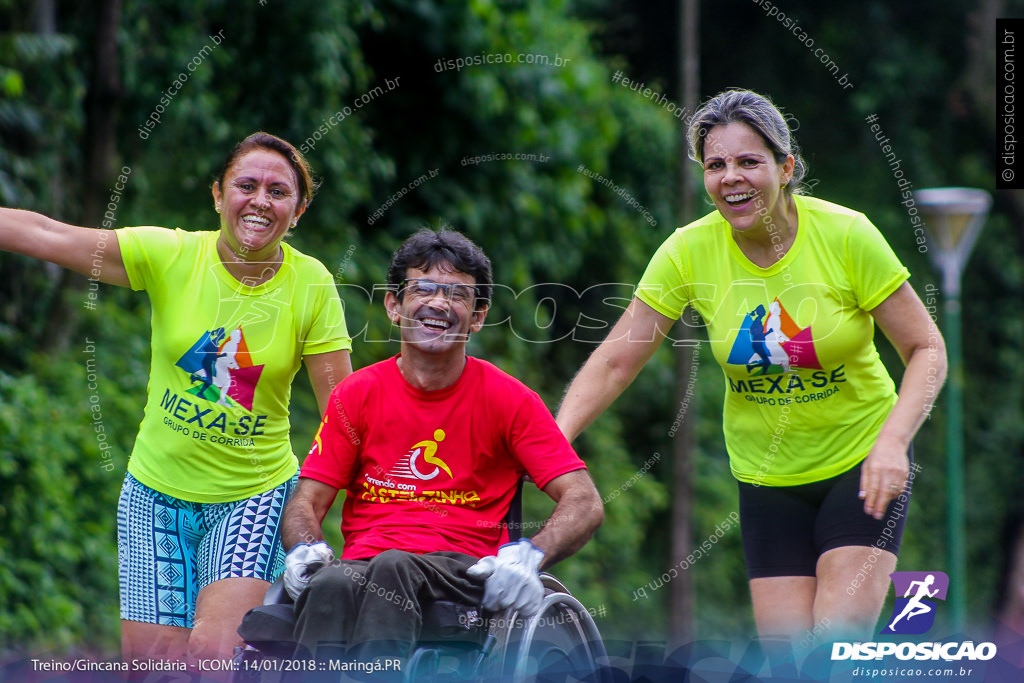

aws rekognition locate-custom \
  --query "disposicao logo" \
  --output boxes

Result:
[831,570,997,663]
[882,571,948,635]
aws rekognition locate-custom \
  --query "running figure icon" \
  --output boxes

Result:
[888,574,940,631]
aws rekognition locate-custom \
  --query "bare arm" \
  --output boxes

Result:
[860,282,948,518]
[556,297,676,442]
[305,349,353,415]
[530,469,604,570]
[282,477,339,550]
[0,208,130,286]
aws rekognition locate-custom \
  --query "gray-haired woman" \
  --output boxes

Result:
[557,89,946,651]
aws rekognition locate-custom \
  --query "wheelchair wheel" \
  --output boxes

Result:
[486,575,607,683]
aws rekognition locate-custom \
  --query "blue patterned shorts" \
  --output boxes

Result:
[116,472,296,627]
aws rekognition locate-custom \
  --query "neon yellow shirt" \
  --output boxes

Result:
[116,227,351,502]
[637,196,909,486]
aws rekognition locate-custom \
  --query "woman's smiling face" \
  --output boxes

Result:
[213,148,306,261]
[701,122,794,235]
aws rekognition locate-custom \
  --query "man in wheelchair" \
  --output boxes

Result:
[276,228,604,672]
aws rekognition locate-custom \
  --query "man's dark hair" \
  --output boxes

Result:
[387,228,492,308]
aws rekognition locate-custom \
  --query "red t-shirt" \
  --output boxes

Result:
[301,356,586,560]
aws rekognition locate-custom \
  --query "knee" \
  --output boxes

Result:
[305,564,362,601]
[366,549,415,580]
[122,624,190,663]
[187,623,235,662]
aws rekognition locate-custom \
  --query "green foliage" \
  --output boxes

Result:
[0,27,85,369]
[0,356,113,649]
[0,30,82,211]
[0,286,147,653]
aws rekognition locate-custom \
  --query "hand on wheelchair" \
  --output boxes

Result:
[467,538,545,616]
[283,541,334,600]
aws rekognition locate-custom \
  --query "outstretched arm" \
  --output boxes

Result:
[556,297,676,442]
[860,282,947,519]
[531,469,604,570]
[0,208,129,286]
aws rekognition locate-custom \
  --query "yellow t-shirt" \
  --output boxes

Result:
[637,196,909,486]
[116,227,351,502]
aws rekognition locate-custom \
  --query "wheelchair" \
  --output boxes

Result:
[231,485,608,682]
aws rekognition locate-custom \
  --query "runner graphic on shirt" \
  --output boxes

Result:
[728,297,820,375]
[213,329,243,406]
[176,325,265,411]
[190,327,227,397]
[746,305,773,375]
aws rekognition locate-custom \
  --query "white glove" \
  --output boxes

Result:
[467,538,545,616]
[283,542,334,600]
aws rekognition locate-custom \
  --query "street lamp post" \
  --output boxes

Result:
[913,187,991,634]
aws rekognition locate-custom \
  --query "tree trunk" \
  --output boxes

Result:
[41,0,123,352]
[669,0,700,648]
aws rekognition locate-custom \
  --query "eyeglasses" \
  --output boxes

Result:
[401,279,480,306]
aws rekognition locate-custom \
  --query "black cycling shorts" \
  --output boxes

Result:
[738,447,913,579]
